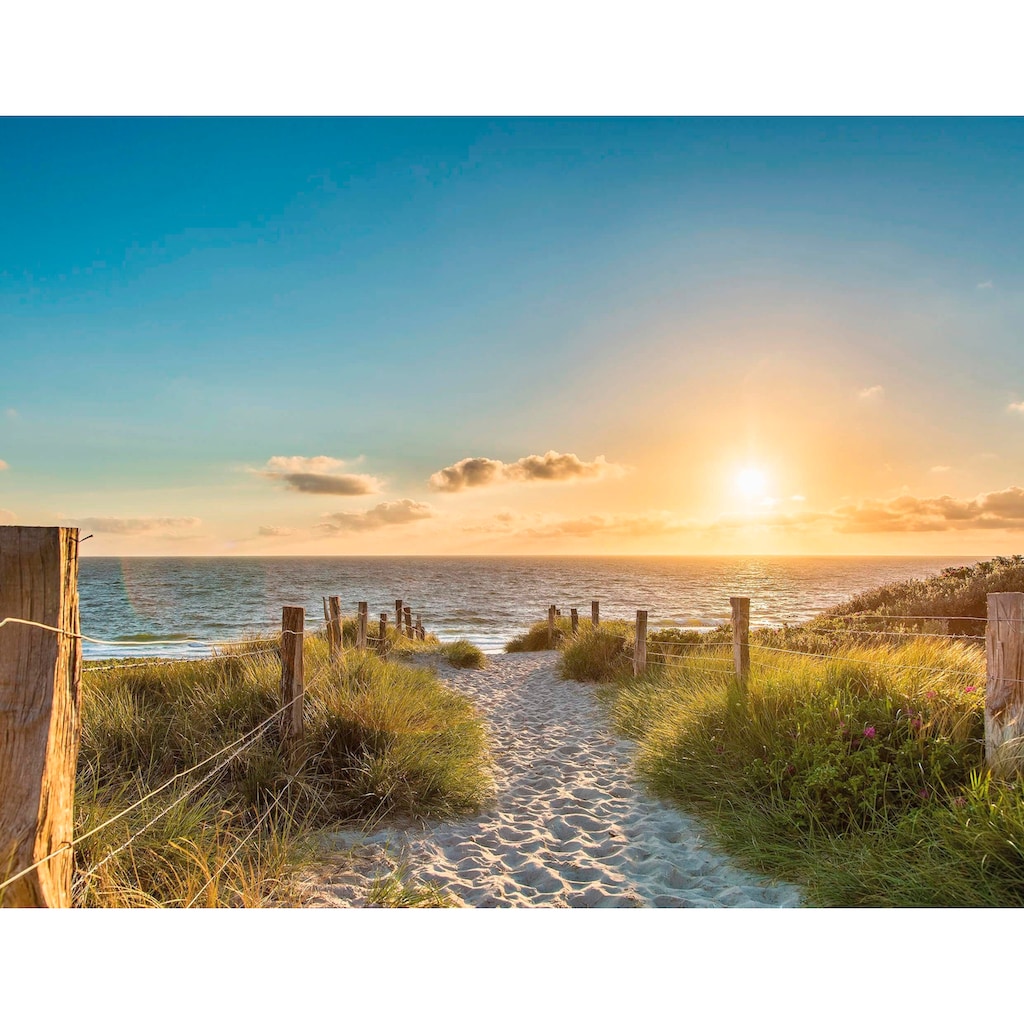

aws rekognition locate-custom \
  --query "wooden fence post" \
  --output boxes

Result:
[548,605,557,646]
[357,602,368,650]
[634,610,648,676]
[730,596,750,684]
[570,608,579,635]
[280,606,304,762]
[395,600,403,638]
[0,526,81,908]
[328,595,343,660]
[404,606,413,638]
[416,613,423,641]
[379,612,388,648]
[986,593,1024,777]
[591,601,600,628]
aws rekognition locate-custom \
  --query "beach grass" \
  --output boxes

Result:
[555,558,1024,907]
[75,632,491,907]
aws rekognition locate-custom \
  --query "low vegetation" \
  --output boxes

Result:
[75,631,491,908]
[438,639,487,669]
[557,558,1024,907]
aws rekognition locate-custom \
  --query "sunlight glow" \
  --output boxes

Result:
[735,467,769,500]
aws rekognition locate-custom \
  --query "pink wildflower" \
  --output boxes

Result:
[964,686,977,694]
[909,717,922,730]
[863,726,876,738]
[926,691,936,700]
[918,789,929,800]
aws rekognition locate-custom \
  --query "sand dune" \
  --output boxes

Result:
[296,651,802,908]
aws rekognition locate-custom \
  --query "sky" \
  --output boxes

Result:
[1,116,1023,556]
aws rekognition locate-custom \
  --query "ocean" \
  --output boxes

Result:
[77,555,980,660]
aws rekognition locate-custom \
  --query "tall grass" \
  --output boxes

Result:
[586,636,1024,906]
[75,633,491,907]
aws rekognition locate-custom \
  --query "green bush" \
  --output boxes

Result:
[505,617,573,652]
[75,632,491,907]
[439,640,486,669]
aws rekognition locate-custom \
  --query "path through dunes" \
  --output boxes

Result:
[296,651,802,908]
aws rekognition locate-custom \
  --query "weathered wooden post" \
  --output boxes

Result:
[547,605,557,646]
[634,610,648,676]
[279,606,304,762]
[730,596,750,684]
[0,526,82,908]
[416,613,424,641]
[328,595,343,660]
[570,608,579,635]
[591,601,600,628]
[379,612,388,646]
[986,592,1024,777]
[357,602,368,650]
[395,600,404,637]
[404,606,413,639]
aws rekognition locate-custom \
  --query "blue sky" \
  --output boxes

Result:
[2,117,1023,553]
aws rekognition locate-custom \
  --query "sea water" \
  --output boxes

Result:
[77,555,980,659]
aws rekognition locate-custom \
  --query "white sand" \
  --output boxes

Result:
[295,651,803,908]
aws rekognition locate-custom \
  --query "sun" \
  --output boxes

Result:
[735,466,769,500]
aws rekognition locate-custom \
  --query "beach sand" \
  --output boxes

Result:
[294,651,803,908]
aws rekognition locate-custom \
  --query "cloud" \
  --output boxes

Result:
[832,486,1024,533]
[930,465,951,473]
[468,509,689,539]
[257,455,381,496]
[1008,402,1024,414]
[0,508,14,525]
[320,499,435,533]
[429,451,624,492]
[857,385,884,400]
[4,409,16,419]
[71,516,202,535]
[790,494,806,502]
[977,281,994,289]
[0,459,7,471]
[258,526,294,537]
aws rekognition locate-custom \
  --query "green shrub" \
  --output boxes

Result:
[505,617,573,652]
[75,632,490,907]
[439,640,486,669]
[559,622,633,681]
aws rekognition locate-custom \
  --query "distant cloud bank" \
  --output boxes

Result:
[320,499,435,533]
[857,385,884,400]
[71,516,202,535]
[0,508,14,524]
[257,455,381,496]
[833,486,1024,532]
[430,451,624,492]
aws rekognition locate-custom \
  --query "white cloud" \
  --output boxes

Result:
[256,455,382,496]
[258,526,294,537]
[977,281,994,290]
[320,499,435,533]
[930,465,951,473]
[858,385,884,400]
[0,508,15,524]
[1008,402,1024,414]
[790,494,806,502]
[429,451,625,492]
[4,409,16,419]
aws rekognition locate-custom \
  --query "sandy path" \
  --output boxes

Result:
[295,651,802,908]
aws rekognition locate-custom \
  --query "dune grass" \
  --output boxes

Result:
[553,562,1024,906]
[504,617,572,652]
[438,639,487,669]
[75,632,491,907]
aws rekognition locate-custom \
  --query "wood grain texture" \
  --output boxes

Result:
[986,593,1024,776]
[357,602,368,650]
[328,596,343,660]
[633,610,648,677]
[730,596,750,684]
[591,601,600,627]
[570,608,579,635]
[0,526,81,908]
[279,606,304,757]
